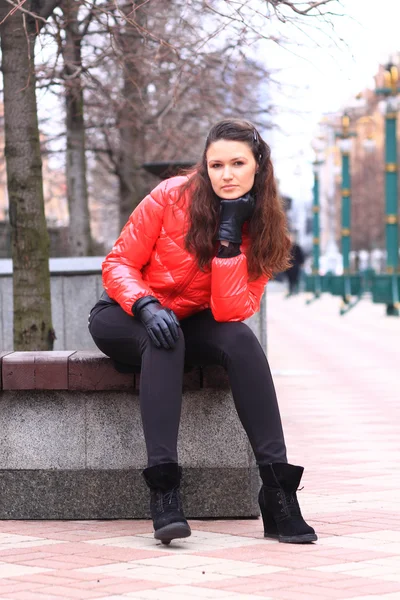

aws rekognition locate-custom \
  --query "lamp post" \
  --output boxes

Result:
[335,114,357,311]
[305,136,325,303]
[374,62,400,316]
[310,159,323,297]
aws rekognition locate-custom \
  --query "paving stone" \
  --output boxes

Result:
[34,351,76,389]
[2,351,75,390]
[68,350,135,391]
[2,352,35,389]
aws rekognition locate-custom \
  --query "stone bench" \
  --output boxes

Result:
[0,351,259,520]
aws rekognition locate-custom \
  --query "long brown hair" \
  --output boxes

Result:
[180,118,291,279]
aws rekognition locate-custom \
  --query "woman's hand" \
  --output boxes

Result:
[217,193,255,245]
[133,296,180,349]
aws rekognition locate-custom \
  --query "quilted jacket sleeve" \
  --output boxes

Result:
[102,181,167,315]
[210,253,269,322]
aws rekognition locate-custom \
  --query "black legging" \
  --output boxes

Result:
[88,302,287,468]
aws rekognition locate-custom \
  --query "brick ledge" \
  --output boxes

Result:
[0,351,229,392]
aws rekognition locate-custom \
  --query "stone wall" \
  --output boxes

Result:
[0,222,71,258]
[0,222,106,258]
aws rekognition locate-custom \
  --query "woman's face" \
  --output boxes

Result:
[206,139,257,199]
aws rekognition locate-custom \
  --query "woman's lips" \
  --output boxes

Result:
[221,185,237,190]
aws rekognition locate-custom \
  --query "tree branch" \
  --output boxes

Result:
[79,0,96,37]
[1,0,62,28]
[37,0,62,21]
[1,0,46,25]
[268,0,338,16]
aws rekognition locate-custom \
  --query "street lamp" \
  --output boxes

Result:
[305,137,324,303]
[374,62,400,316]
[334,113,357,312]
[311,158,323,283]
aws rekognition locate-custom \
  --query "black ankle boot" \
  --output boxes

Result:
[142,462,191,545]
[258,463,317,544]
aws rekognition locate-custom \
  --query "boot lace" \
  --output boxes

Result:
[163,486,180,509]
[278,489,301,514]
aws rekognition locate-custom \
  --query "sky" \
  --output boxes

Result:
[261,0,400,209]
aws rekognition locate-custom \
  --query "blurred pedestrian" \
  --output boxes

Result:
[88,119,317,546]
[285,232,305,296]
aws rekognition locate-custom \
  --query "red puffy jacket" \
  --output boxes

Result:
[102,176,269,322]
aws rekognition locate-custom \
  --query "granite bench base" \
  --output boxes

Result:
[0,351,260,520]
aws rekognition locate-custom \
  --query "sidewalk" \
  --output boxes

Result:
[0,290,399,600]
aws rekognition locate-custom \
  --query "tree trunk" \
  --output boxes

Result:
[117,2,147,230]
[62,0,93,256]
[0,7,55,350]
[118,81,147,230]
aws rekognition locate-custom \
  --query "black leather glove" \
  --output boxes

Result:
[217,193,255,245]
[217,243,241,258]
[133,296,180,350]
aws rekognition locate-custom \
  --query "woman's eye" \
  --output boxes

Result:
[234,161,244,166]
[211,164,222,168]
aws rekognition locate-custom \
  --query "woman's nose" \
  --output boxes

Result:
[222,167,232,179]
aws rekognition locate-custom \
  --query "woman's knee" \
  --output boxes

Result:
[88,304,147,358]
[140,321,186,356]
[217,322,259,355]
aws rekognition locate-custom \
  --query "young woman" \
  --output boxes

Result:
[88,119,317,546]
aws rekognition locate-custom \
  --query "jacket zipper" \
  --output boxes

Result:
[163,262,199,306]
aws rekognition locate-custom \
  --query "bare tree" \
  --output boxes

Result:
[80,0,276,229]
[113,1,148,229]
[0,0,61,350]
[60,0,94,255]
[28,0,341,252]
